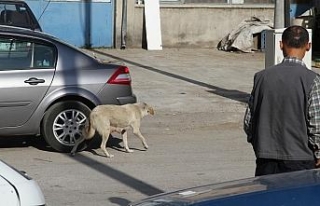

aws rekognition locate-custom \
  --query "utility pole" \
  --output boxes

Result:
[274,0,285,29]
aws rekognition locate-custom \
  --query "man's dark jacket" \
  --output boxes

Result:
[250,60,317,160]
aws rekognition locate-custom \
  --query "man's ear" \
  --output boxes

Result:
[280,41,284,50]
[306,42,311,51]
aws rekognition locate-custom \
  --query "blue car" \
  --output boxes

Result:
[129,169,320,206]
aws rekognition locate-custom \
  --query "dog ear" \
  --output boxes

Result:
[141,102,148,109]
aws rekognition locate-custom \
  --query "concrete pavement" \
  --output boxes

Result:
[87,48,263,201]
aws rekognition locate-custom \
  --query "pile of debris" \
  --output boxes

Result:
[217,16,273,53]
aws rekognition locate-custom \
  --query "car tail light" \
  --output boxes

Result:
[107,66,132,85]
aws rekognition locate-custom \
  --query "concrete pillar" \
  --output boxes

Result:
[114,0,122,48]
[274,0,285,29]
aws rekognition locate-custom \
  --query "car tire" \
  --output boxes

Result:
[41,101,92,153]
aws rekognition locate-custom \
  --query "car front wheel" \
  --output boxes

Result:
[41,101,91,152]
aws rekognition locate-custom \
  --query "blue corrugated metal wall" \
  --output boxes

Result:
[26,0,114,48]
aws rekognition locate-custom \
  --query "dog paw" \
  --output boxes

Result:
[144,144,149,149]
[70,152,76,157]
[107,154,114,158]
[126,149,134,153]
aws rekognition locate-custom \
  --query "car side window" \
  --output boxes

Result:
[0,37,55,70]
[33,44,55,68]
[0,38,32,70]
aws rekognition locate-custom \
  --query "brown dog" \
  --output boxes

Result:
[70,102,154,158]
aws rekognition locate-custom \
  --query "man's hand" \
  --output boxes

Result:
[316,159,320,168]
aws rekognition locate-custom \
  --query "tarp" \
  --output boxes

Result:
[217,17,273,52]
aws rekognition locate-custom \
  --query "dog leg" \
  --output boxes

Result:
[70,137,85,156]
[100,132,114,158]
[131,124,148,149]
[121,130,134,153]
[136,131,149,149]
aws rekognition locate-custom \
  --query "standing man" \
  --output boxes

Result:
[244,25,320,176]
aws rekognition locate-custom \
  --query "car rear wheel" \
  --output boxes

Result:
[41,101,91,152]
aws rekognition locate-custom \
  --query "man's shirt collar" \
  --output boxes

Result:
[282,57,306,67]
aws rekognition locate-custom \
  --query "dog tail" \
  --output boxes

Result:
[82,114,96,140]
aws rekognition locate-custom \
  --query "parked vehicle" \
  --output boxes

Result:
[0,160,45,206]
[0,0,42,31]
[0,25,136,152]
[129,169,320,206]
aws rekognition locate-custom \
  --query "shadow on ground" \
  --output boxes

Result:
[91,49,250,103]
[0,136,54,152]
[0,135,130,154]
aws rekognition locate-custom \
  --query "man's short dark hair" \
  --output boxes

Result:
[282,26,309,48]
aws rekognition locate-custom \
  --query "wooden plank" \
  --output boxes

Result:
[144,0,163,50]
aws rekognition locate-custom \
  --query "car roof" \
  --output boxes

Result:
[0,25,99,61]
[1,24,106,67]
[0,25,81,52]
[0,25,71,49]
[0,25,49,38]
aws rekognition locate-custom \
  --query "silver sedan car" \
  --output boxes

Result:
[0,25,136,152]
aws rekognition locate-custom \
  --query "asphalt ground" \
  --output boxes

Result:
[2,48,318,206]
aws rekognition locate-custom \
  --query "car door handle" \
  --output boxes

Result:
[24,77,45,85]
